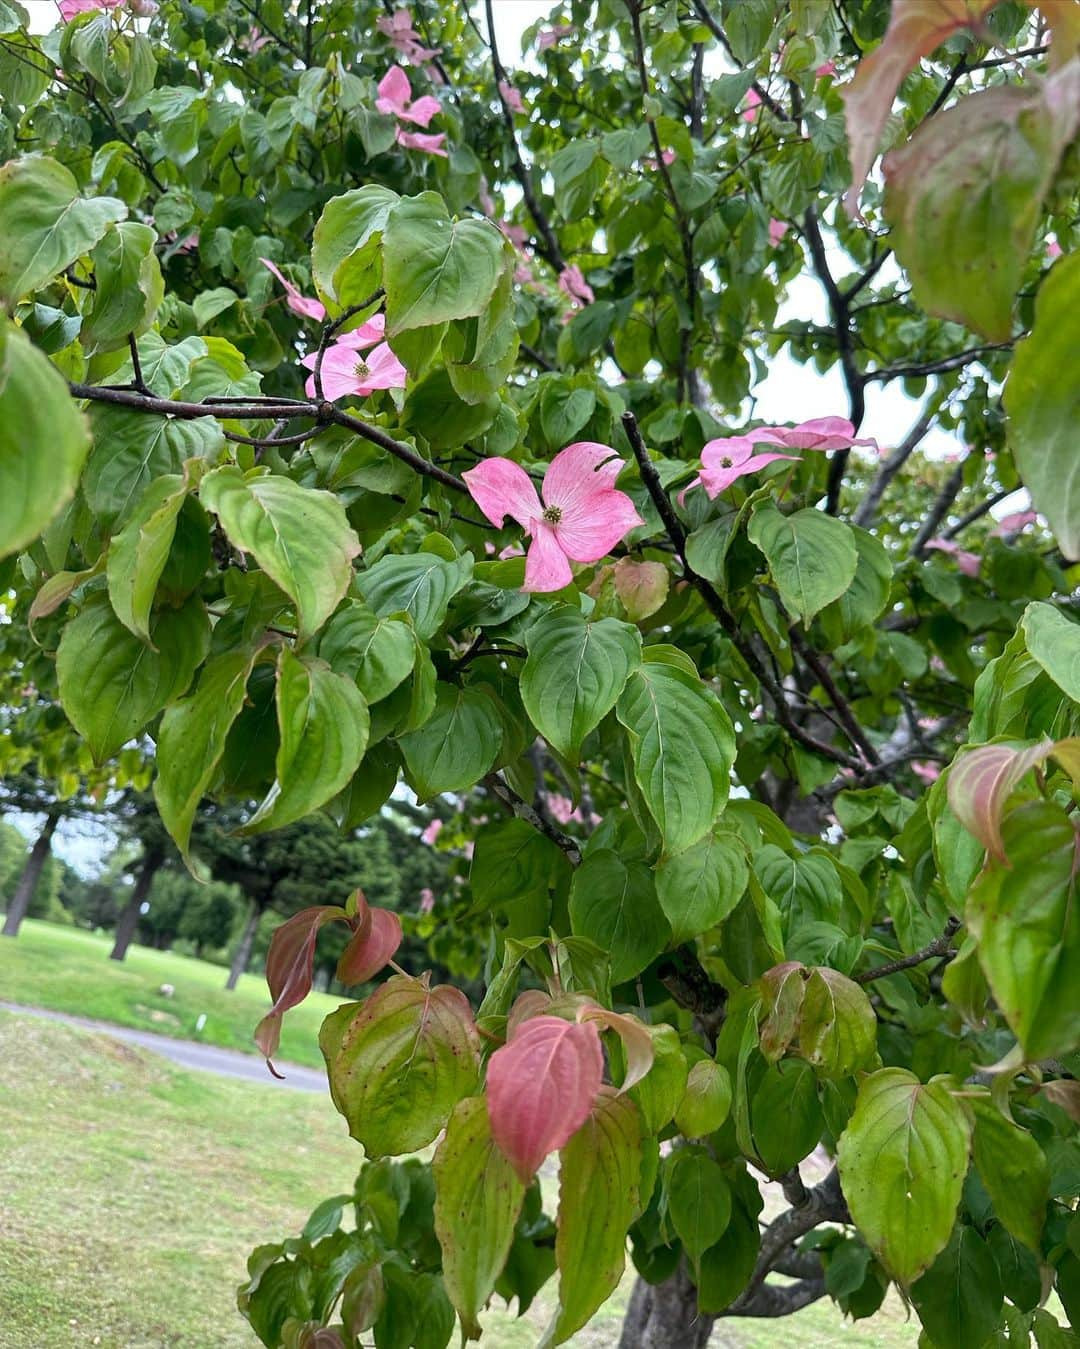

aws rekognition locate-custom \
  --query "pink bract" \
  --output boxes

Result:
[396,128,448,156]
[693,437,799,499]
[499,79,526,114]
[747,416,877,453]
[259,258,326,321]
[376,8,439,65]
[992,510,1037,536]
[742,87,761,123]
[377,65,441,126]
[924,538,981,577]
[421,818,442,845]
[335,312,386,349]
[58,0,121,19]
[558,264,594,306]
[768,218,789,247]
[463,441,644,593]
[301,340,407,401]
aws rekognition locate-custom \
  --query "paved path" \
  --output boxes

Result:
[0,1000,327,1092]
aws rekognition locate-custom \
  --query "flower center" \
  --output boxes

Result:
[354,360,370,378]
[542,504,563,524]
[720,456,734,468]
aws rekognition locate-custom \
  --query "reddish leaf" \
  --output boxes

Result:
[254,904,350,1070]
[254,889,401,1073]
[506,988,555,1037]
[486,1014,604,1181]
[337,905,403,985]
[841,0,1001,216]
[613,558,669,621]
[577,1005,655,1093]
[947,740,1054,865]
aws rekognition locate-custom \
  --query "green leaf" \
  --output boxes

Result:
[56,591,209,764]
[398,683,502,801]
[655,830,749,945]
[382,193,506,337]
[320,975,481,1157]
[550,140,608,221]
[883,65,1080,342]
[911,1227,1003,1349]
[751,1059,824,1174]
[748,500,858,626]
[0,154,126,304]
[1022,602,1080,702]
[433,1096,526,1340]
[665,1147,732,1261]
[443,267,519,404]
[0,320,90,561]
[837,1067,972,1285]
[1005,252,1080,560]
[817,524,892,643]
[542,1088,641,1347]
[568,849,671,985]
[80,221,163,356]
[318,600,415,703]
[628,1024,688,1135]
[311,184,399,308]
[358,548,473,639]
[521,606,641,763]
[674,1060,732,1139]
[966,800,1080,1060]
[616,650,735,854]
[243,648,369,833]
[154,649,258,869]
[106,473,188,643]
[471,817,571,912]
[539,382,597,450]
[200,466,360,642]
[970,1098,1049,1253]
[85,405,221,529]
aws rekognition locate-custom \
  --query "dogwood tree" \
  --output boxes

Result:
[2,0,1080,1344]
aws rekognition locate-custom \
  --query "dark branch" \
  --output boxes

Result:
[483,773,582,867]
[910,462,965,558]
[853,398,938,529]
[855,917,961,984]
[940,486,1014,540]
[864,342,1014,384]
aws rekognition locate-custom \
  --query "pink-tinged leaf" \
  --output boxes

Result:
[841,0,1002,217]
[486,1015,604,1181]
[254,905,350,1069]
[577,1006,655,1093]
[613,558,669,621]
[462,457,541,531]
[505,988,554,1037]
[947,740,1055,865]
[758,962,808,1061]
[1042,1079,1080,1123]
[337,907,402,985]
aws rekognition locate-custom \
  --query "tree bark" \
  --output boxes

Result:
[1,813,59,938]
[109,848,165,961]
[617,1264,713,1349]
[225,902,261,990]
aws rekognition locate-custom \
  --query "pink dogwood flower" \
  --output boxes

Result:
[421,819,442,845]
[643,148,676,171]
[768,218,789,247]
[686,418,876,499]
[499,80,526,114]
[377,65,440,126]
[419,887,435,913]
[815,61,837,78]
[742,88,761,123]
[240,24,272,53]
[924,538,981,577]
[335,312,386,349]
[396,129,447,156]
[911,761,941,784]
[58,0,121,19]
[538,22,575,51]
[558,265,594,307]
[376,9,439,66]
[259,258,325,321]
[991,510,1037,536]
[1047,238,1063,260]
[301,339,407,401]
[463,442,644,593]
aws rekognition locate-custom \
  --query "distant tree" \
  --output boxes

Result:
[179,883,241,959]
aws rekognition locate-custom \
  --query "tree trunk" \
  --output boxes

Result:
[225,902,261,990]
[617,1264,713,1349]
[1,813,59,938]
[109,848,165,961]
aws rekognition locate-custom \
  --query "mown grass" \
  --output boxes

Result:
[1,1007,921,1349]
[0,918,339,1067]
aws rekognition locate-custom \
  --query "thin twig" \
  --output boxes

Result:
[855,917,961,984]
[864,342,1014,384]
[853,398,938,529]
[910,462,965,558]
[483,773,582,866]
[940,486,1014,539]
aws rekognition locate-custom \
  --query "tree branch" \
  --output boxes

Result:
[940,486,1014,540]
[853,398,938,528]
[689,0,788,120]
[864,342,1014,384]
[790,632,879,767]
[910,462,965,558]
[855,917,961,984]
[483,773,582,867]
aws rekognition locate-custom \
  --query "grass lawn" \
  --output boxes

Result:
[0,918,339,1068]
[1,1007,921,1349]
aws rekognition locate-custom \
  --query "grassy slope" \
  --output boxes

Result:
[1,1009,919,1349]
[0,919,339,1068]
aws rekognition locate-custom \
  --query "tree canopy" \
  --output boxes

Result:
[2,0,1080,1346]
